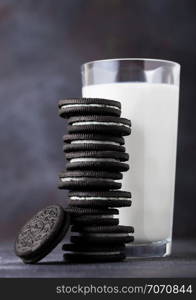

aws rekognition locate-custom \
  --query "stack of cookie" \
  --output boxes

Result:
[58,98,134,262]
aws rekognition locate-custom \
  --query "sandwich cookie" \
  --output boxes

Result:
[58,171,122,190]
[62,243,125,252]
[67,116,131,136]
[69,191,132,208]
[70,225,134,244]
[63,134,125,153]
[63,134,125,145]
[63,143,126,153]
[58,98,121,118]
[15,205,70,264]
[63,251,126,263]
[66,160,129,172]
[65,207,119,217]
[71,225,134,234]
[72,215,119,226]
[65,151,129,162]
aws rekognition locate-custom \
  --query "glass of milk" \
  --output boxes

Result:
[81,59,180,257]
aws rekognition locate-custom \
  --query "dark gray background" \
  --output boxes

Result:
[0,0,195,241]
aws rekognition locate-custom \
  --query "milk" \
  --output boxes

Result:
[83,83,179,243]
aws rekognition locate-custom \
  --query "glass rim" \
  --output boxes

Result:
[81,58,180,69]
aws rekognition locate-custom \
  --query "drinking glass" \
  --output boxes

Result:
[81,59,180,257]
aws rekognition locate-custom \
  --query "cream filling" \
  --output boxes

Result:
[70,196,131,201]
[71,140,120,146]
[60,177,116,182]
[60,104,120,110]
[69,158,120,163]
[71,121,130,128]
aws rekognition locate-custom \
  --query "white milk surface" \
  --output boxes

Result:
[83,83,179,243]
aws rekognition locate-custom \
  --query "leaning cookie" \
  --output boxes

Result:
[15,205,70,264]
[67,116,131,136]
[58,98,121,118]
[69,190,132,208]
[58,171,122,190]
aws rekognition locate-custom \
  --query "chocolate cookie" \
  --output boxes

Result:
[58,98,121,118]
[15,205,70,264]
[67,116,131,136]
[69,191,132,208]
[58,171,122,190]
